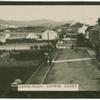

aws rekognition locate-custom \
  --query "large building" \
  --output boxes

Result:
[0,32,40,43]
[85,24,100,48]
[41,30,58,40]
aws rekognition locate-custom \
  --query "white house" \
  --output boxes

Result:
[5,33,10,39]
[26,33,39,39]
[0,33,11,43]
[0,34,6,43]
[41,30,58,40]
[78,25,88,35]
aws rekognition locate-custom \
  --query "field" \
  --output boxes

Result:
[0,66,36,92]
[0,42,49,50]
[0,64,41,94]
[0,41,56,96]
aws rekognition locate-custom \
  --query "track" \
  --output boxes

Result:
[0,42,63,97]
[25,42,63,84]
[25,64,51,84]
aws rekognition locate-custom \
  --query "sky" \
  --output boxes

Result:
[0,5,100,25]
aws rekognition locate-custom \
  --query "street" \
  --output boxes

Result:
[45,41,100,91]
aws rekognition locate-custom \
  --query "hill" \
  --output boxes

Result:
[0,19,72,30]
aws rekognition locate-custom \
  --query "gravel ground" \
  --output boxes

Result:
[45,43,100,91]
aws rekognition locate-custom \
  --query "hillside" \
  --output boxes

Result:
[0,19,72,30]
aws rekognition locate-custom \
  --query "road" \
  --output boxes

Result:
[45,41,100,91]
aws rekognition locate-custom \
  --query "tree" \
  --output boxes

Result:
[76,33,86,46]
[30,46,34,50]
[34,45,38,50]
[97,18,100,25]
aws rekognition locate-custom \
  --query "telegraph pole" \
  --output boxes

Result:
[47,31,50,46]
[47,31,50,57]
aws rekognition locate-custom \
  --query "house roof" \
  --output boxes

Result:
[0,32,41,41]
[43,30,57,34]
[89,24,100,32]
[9,33,28,39]
[26,33,38,39]
[66,33,78,35]
[78,25,88,34]
[85,26,93,32]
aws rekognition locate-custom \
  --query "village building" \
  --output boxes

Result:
[85,24,100,61]
[41,30,58,40]
[85,24,100,48]
[8,32,28,40]
[5,32,40,43]
[65,23,83,38]
[0,33,6,43]
[0,33,10,43]
[4,29,11,33]
[78,24,88,35]
[85,26,93,40]
[65,32,78,38]
[26,32,39,39]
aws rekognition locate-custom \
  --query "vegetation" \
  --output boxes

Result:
[76,33,88,47]
[1,26,48,33]
[97,18,100,25]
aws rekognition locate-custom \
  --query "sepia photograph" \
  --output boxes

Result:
[0,2,100,97]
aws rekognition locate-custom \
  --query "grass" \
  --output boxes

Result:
[0,60,40,67]
[0,60,41,93]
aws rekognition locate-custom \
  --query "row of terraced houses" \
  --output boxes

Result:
[85,19,100,60]
[0,30,58,43]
